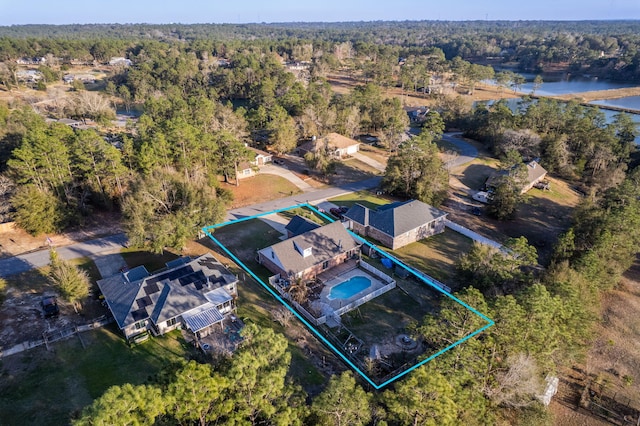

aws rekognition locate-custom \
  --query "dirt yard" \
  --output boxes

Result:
[0,265,109,351]
[326,74,519,107]
[550,256,640,425]
[445,153,582,265]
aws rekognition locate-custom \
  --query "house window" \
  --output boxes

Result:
[243,169,251,176]
[166,317,177,327]
[322,260,329,270]
[134,320,146,330]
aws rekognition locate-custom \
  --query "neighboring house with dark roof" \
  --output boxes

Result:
[485,159,548,194]
[257,220,360,281]
[284,215,321,238]
[297,132,360,159]
[97,253,238,342]
[344,200,447,250]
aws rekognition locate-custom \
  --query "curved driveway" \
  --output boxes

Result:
[441,132,478,169]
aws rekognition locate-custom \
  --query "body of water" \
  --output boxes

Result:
[486,73,637,97]
[327,276,371,300]
[590,96,640,112]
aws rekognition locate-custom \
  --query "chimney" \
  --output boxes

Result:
[338,239,343,250]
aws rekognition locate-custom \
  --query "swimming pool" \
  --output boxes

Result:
[328,276,372,300]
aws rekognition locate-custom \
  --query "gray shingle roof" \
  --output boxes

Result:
[285,215,321,237]
[258,221,359,277]
[343,204,369,226]
[97,253,237,330]
[345,200,447,237]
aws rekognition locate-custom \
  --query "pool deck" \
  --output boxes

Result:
[319,267,387,311]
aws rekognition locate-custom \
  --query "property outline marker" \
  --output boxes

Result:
[203,203,493,389]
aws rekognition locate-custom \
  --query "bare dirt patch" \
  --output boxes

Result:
[551,86,640,102]
[548,256,640,425]
[220,174,303,209]
[325,73,518,107]
[0,267,109,351]
[446,153,581,264]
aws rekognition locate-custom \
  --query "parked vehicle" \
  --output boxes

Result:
[329,206,349,219]
[41,296,59,317]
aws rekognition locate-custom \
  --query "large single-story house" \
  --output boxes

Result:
[258,220,361,281]
[97,253,238,342]
[298,132,361,159]
[343,200,448,250]
[485,159,548,194]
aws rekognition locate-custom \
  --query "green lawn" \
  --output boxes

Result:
[328,191,395,210]
[72,257,101,283]
[210,219,282,271]
[341,157,382,175]
[341,287,431,343]
[435,138,462,153]
[453,157,499,191]
[277,206,329,225]
[0,327,194,426]
[393,229,474,288]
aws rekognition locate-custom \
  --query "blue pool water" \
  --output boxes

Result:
[328,276,371,300]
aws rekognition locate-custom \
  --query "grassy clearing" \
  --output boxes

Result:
[331,162,378,185]
[342,286,432,343]
[277,206,329,225]
[0,326,193,426]
[223,174,302,208]
[358,144,390,165]
[341,157,382,175]
[4,268,52,294]
[329,191,395,210]
[435,138,462,153]
[393,229,474,287]
[210,219,282,272]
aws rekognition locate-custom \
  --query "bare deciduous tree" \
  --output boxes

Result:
[485,353,545,408]
[271,306,294,327]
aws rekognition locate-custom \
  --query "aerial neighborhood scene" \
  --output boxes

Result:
[1,0,640,424]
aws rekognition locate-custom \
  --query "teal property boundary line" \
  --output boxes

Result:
[203,203,494,389]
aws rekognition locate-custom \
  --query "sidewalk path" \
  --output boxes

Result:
[0,234,128,278]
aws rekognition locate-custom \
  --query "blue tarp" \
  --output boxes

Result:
[381,258,393,269]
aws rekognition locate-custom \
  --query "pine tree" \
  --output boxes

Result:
[49,248,90,313]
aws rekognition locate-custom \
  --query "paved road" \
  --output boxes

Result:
[225,176,382,221]
[0,233,128,278]
[442,132,479,169]
[0,177,382,277]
